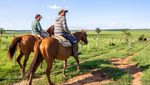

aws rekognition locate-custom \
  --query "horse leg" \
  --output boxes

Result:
[40,59,43,68]
[73,56,80,71]
[45,59,54,85]
[73,44,80,71]
[16,51,23,76]
[63,60,67,77]
[29,71,34,85]
[28,58,41,85]
[22,54,30,77]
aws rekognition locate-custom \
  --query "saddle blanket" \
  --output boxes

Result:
[53,35,72,47]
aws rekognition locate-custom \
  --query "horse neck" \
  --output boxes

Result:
[73,32,82,42]
[46,26,54,37]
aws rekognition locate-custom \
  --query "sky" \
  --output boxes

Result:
[0,0,150,30]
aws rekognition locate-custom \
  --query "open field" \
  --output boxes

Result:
[0,30,150,85]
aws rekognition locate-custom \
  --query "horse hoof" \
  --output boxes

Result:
[49,82,55,85]
[29,82,32,85]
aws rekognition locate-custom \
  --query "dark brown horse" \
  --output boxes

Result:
[25,31,88,85]
[7,26,54,77]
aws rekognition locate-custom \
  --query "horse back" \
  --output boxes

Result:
[39,37,59,59]
[39,37,72,60]
[19,35,39,52]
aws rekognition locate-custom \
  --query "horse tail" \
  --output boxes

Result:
[7,36,22,60]
[24,40,43,79]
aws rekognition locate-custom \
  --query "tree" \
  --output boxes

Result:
[138,34,147,41]
[122,29,131,41]
[122,28,132,48]
[95,28,101,48]
[96,28,101,34]
[0,28,5,36]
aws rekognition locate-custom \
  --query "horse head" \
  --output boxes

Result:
[73,30,88,45]
[80,30,88,45]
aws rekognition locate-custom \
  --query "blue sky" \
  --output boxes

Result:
[0,0,150,30]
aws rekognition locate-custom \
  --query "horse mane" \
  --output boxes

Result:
[46,25,54,36]
[73,31,81,36]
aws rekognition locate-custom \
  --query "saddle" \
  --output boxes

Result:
[32,34,42,39]
[32,34,72,47]
[53,35,72,47]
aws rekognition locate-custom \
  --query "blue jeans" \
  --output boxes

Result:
[63,33,77,44]
[39,32,49,38]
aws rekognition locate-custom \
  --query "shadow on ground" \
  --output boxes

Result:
[63,59,128,85]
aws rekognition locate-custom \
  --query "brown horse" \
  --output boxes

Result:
[25,31,88,85]
[7,26,54,77]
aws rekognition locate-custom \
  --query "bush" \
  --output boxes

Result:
[138,34,147,41]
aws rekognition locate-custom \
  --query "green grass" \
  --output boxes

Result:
[0,30,150,85]
[132,42,150,85]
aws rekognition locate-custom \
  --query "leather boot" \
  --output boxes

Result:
[72,44,78,57]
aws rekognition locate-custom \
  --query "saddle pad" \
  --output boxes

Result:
[53,35,72,47]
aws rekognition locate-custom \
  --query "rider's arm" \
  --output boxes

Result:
[36,21,43,33]
[62,17,71,34]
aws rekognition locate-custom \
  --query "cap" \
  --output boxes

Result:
[58,9,68,15]
[35,14,43,19]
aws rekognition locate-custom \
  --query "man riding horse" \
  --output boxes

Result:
[54,9,78,57]
[32,10,78,57]
[31,14,49,38]
[18,9,88,85]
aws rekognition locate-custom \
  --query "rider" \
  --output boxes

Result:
[31,14,49,38]
[54,9,78,57]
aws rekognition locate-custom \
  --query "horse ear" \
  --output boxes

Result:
[81,29,87,33]
[85,29,88,33]
[81,29,85,33]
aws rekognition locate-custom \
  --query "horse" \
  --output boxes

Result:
[7,26,54,77]
[25,30,88,85]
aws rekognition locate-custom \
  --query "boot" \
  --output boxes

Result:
[72,44,78,57]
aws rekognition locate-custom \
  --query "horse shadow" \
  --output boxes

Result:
[139,64,150,72]
[123,64,150,75]
[64,59,127,85]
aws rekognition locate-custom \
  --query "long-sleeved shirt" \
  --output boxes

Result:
[31,20,43,34]
[54,16,71,35]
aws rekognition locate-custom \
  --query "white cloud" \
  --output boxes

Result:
[47,4,69,10]
[47,4,62,10]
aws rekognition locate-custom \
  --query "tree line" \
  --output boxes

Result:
[0,28,5,35]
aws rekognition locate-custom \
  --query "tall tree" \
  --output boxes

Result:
[122,28,132,48]
[96,28,101,34]
[95,28,101,48]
